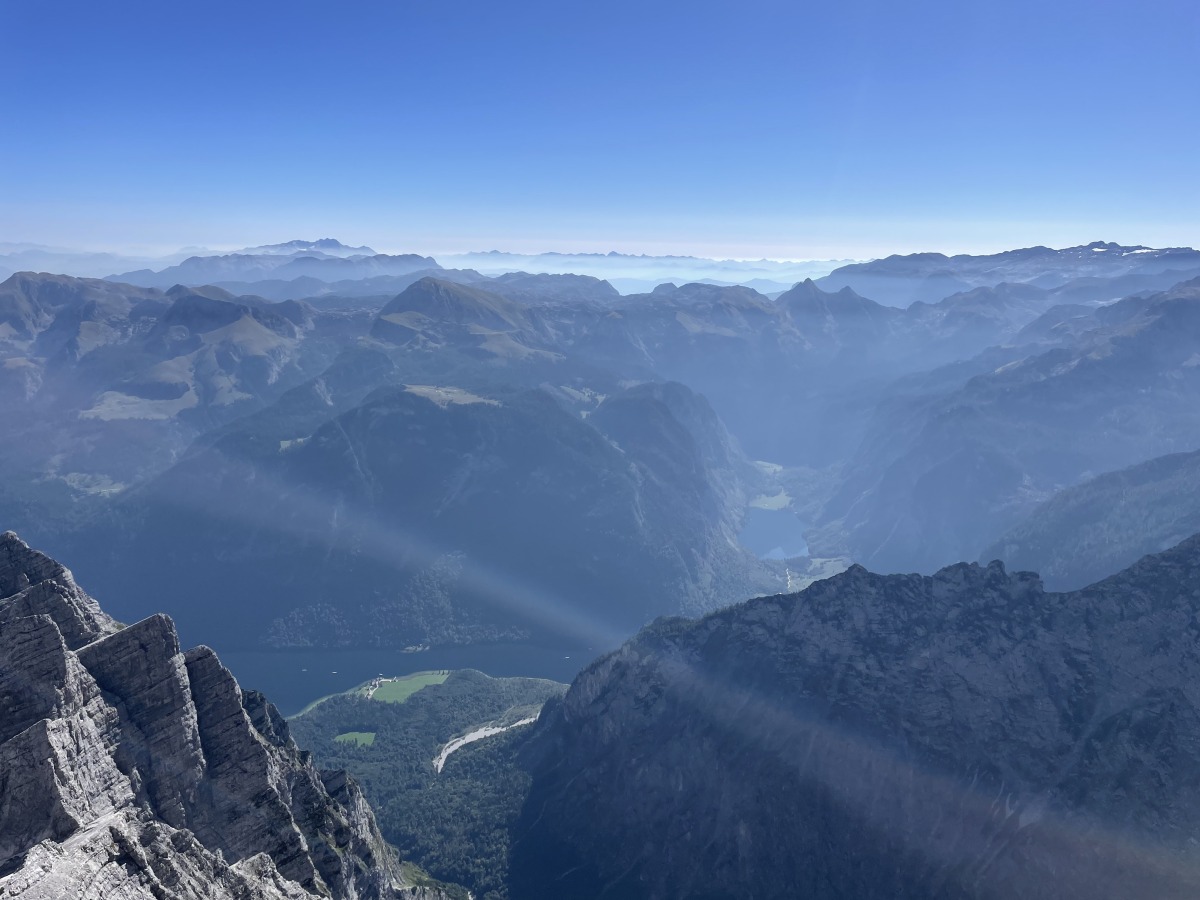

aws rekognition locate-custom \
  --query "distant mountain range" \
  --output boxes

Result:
[10,238,1200,898]
[234,238,378,257]
[0,273,351,505]
[813,276,1200,573]
[0,242,195,280]
[110,251,439,289]
[435,251,853,295]
[8,239,1200,659]
[12,238,1197,304]
[0,239,848,293]
[818,241,1200,306]
[0,239,377,282]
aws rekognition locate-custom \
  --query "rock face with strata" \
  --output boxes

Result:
[0,531,444,899]
[511,534,1200,899]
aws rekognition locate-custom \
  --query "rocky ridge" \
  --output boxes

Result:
[0,532,445,899]
[511,535,1200,899]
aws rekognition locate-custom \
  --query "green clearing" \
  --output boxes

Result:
[289,669,567,900]
[293,670,454,718]
[369,670,451,703]
[334,731,376,747]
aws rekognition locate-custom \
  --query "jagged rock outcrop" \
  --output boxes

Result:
[511,535,1200,899]
[0,532,446,899]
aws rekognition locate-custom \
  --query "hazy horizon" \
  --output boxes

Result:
[3,235,1197,268]
[4,226,1195,266]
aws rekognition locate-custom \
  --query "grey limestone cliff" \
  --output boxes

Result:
[511,535,1200,899]
[0,531,446,900]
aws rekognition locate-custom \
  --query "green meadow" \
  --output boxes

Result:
[367,670,451,703]
[333,731,376,747]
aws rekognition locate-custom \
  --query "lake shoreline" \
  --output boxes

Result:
[219,641,597,716]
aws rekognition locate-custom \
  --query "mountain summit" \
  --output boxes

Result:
[511,534,1200,899]
[0,532,447,899]
[230,238,378,257]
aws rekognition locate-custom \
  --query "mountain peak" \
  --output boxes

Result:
[232,238,378,257]
[775,277,892,320]
[0,535,445,898]
[0,530,66,600]
[513,532,1200,899]
[380,276,523,323]
[0,532,118,650]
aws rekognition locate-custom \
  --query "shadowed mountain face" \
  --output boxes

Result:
[509,534,1200,900]
[11,260,1200,657]
[0,532,446,899]
[59,382,771,651]
[2,272,794,654]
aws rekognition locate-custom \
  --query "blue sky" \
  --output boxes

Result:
[2,0,1197,258]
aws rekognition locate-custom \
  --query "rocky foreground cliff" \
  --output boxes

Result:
[511,535,1200,899]
[0,532,445,899]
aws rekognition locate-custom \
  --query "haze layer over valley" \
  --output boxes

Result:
[6,238,1200,677]
[7,233,1200,896]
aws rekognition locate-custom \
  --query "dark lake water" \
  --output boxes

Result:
[738,507,809,559]
[207,507,807,716]
[219,642,599,716]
